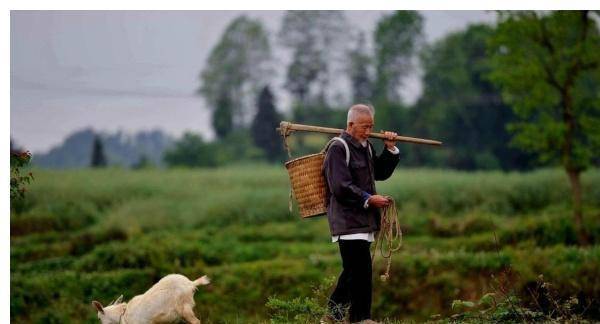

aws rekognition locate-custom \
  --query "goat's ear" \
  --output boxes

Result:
[115,295,123,304]
[92,300,104,314]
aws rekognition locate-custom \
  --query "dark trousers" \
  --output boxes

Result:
[328,239,372,322]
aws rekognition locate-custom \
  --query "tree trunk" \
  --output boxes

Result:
[566,169,589,245]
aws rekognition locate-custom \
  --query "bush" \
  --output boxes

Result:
[10,167,600,323]
[11,200,99,236]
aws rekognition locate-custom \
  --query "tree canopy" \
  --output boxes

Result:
[373,11,424,103]
[200,16,272,137]
[278,11,351,106]
[251,86,284,162]
[488,10,600,244]
[411,24,533,170]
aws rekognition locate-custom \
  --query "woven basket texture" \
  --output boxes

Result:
[285,152,328,218]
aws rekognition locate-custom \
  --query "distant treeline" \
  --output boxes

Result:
[22,129,174,169]
[23,11,600,171]
[187,10,599,171]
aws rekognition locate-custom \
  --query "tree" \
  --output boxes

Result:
[163,132,219,168]
[346,32,374,103]
[91,135,107,168]
[212,90,234,138]
[488,11,600,244]
[251,86,284,162]
[411,24,534,170]
[10,149,34,205]
[199,16,272,138]
[284,41,324,105]
[373,11,424,103]
[278,11,351,106]
[163,131,264,168]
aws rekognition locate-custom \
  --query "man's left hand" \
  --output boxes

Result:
[382,131,397,149]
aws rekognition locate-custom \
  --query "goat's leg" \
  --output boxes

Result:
[181,304,201,324]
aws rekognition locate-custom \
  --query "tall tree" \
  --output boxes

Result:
[412,24,533,170]
[346,32,373,103]
[90,135,107,168]
[488,11,600,244]
[278,11,351,106]
[213,90,234,139]
[200,16,272,138]
[251,86,283,162]
[373,11,424,103]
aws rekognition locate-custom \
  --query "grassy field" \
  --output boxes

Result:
[10,166,600,323]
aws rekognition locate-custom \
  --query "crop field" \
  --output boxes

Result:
[10,166,600,323]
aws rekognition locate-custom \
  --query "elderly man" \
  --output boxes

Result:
[322,104,400,324]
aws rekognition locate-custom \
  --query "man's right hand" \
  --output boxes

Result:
[368,195,390,208]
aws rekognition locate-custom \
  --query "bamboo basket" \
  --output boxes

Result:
[285,152,328,218]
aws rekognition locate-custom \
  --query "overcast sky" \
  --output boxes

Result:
[10,10,495,154]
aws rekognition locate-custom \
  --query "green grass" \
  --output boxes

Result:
[10,166,600,323]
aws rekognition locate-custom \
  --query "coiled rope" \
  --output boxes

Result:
[372,197,403,282]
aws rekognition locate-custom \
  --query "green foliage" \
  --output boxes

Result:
[266,276,334,324]
[251,86,285,162]
[212,90,234,138]
[487,10,600,244]
[450,293,546,323]
[132,154,153,170]
[91,135,107,168]
[372,101,409,144]
[291,103,346,128]
[487,11,600,172]
[412,24,533,170]
[10,150,34,207]
[278,11,350,105]
[11,268,156,322]
[164,131,266,168]
[10,167,600,323]
[284,104,347,158]
[199,15,272,135]
[163,132,219,167]
[373,11,424,102]
[212,130,266,166]
[11,200,99,236]
[449,274,595,323]
[347,32,373,103]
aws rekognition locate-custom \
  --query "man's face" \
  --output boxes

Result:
[348,113,374,142]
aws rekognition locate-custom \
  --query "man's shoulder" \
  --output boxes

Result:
[324,139,351,166]
[326,140,347,156]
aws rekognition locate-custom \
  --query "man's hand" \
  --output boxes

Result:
[368,195,390,208]
[382,131,397,150]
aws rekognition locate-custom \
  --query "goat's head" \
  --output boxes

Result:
[92,295,126,324]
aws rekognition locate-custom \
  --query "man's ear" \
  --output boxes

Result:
[115,295,123,304]
[92,300,104,314]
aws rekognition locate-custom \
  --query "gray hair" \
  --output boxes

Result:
[347,104,375,123]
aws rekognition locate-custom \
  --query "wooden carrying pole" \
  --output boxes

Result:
[278,121,442,146]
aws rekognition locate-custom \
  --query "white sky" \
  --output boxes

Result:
[10,10,496,154]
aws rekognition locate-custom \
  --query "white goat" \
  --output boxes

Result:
[92,274,210,324]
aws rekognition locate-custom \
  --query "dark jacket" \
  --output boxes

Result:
[323,131,400,236]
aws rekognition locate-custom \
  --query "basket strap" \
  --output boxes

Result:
[323,137,350,166]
